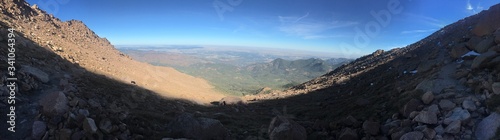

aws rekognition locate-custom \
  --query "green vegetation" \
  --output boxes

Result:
[170,58,348,96]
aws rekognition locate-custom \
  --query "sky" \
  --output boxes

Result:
[27,0,500,58]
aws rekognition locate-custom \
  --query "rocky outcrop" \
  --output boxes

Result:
[476,113,500,140]
[39,91,69,117]
[166,113,230,140]
[268,116,307,140]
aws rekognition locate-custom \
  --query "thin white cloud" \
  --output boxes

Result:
[401,29,437,34]
[279,12,309,24]
[278,13,358,39]
[466,0,484,14]
[467,0,474,11]
[403,13,446,28]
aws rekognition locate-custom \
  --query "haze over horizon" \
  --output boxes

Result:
[27,0,499,57]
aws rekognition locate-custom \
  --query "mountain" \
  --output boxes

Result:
[0,1,225,139]
[244,3,500,139]
[2,0,500,139]
[121,48,352,95]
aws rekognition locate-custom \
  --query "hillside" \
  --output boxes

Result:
[0,0,226,104]
[1,0,500,139]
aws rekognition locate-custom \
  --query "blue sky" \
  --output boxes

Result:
[27,0,500,57]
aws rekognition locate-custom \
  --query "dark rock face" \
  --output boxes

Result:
[166,113,230,140]
[39,92,69,117]
[476,113,500,140]
[268,116,307,140]
[472,4,500,36]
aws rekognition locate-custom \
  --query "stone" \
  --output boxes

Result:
[219,96,243,105]
[32,121,46,140]
[476,112,500,140]
[78,109,90,117]
[71,131,85,140]
[409,111,420,119]
[198,117,230,140]
[466,36,483,50]
[451,43,470,58]
[402,99,422,118]
[343,115,360,127]
[443,108,471,125]
[476,38,496,53]
[427,104,440,115]
[391,130,405,140]
[421,91,434,104]
[438,99,455,111]
[268,116,307,140]
[462,100,477,111]
[444,120,461,134]
[20,65,49,83]
[435,125,445,135]
[399,131,424,140]
[362,120,380,135]
[422,127,436,139]
[492,82,500,95]
[83,118,98,134]
[39,91,69,117]
[471,51,499,69]
[472,4,500,36]
[339,128,358,140]
[413,111,438,124]
[99,118,113,134]
[167,113,202,138]
[59,129,72,140]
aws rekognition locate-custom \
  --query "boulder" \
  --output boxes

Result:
[444,120,461,134]
[402,99,422,118]
[421,91,434,104]
[476,38,496,53]
[427,104,440,115]
[422,127,436,139]
[471,51,499,69]
[59,129,72,140]
[167,113,202,138]
[492,82,500,95]
[32,121,46,140]
[413,111,438,124]
[83,118,98,134]
[219,96,243,105]
[362,120,380,135]
[472,4,500,36]
[39,91,69,117]
[268,116,307,140]
[438,99,455,111]
[339,128,358,140]
[443,108,471,125]
[20,65,49,83]
[476,112,500,140]
[343,115,360,127]
[99,118,113,134]
[466,36,483,50]
[399,131,423,140]
[462,100,477,111]
[198,118,230,140]
[451,43,470,59]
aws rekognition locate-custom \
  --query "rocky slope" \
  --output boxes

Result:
[1,0,500,139]
[243,3,500,140]
[0,0,226,104]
